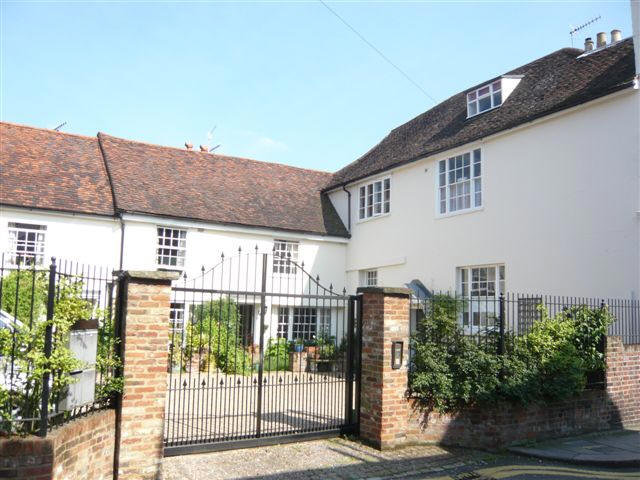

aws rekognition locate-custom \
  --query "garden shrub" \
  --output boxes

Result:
[410,294,501,411]
[184,298,252,375]
[410,294,613,412]
[264,337,290,371]
[0,271,122,432]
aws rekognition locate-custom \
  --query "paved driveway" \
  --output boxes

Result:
[162,438,640,480]
[162,438,484,479]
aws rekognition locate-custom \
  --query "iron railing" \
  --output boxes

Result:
[0,256,120,436]
[410,292,639,349]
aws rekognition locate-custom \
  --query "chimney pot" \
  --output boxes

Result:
[584,37,594,51]
[200,145,209,152]
[611,29,622,43]
[185,142,193,150]
[596,32,607,48]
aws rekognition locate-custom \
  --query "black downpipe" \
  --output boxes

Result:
[118,215,125,270]
[342,186,351,232]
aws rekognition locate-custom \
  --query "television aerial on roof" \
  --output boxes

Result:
[569,15,601,47]
[207,126,221,153]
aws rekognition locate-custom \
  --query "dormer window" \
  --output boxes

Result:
[467,80,502,117]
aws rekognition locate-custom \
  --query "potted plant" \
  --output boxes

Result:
[293,338,304,352]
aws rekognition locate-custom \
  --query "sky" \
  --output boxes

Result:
[0,1,634,172]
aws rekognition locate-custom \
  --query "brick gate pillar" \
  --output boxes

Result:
[115,271,179,480]
[357,286,411,449]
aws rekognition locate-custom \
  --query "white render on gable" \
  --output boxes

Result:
[329,88,640,299]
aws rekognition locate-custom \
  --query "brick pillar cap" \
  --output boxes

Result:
[357,286,411,297]
[115,270,181,283]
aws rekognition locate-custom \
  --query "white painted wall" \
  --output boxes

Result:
[0,206,120,268]
[0,207,348,346]
[120,214,349,345]
[331,89,640,299]
[120,214,347,284]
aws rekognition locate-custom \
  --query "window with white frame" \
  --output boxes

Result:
[169,302,185,332]
[467,80,502,117]
[277,307,290,339]
[358,178,390,220]
[365,270,378,287]
[317,309,331,336]
[273,240,299,274]
[277,307,331,341]
[292,307,318,341]
[438,149,482,215]
[7,223,46,265]
[457,264,505,332]
[156,227,187,267]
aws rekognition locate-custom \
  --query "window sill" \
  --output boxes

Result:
[156,266,184,274]
[356,212,391,225]
[436,206,484,220]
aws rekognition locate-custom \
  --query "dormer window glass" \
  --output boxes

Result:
[467,80,502,117]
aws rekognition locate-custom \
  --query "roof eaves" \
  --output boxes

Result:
[118,208,351,239]
[0,202,118,219]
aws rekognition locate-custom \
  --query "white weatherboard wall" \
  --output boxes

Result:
[0,206,120,268]
[330,89,640,299]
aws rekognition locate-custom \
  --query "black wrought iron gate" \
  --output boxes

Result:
[163,250,360,455]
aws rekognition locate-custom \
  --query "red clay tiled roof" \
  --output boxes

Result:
[0,122,348,237]
[0,122,115,216]
[97,133,348,236]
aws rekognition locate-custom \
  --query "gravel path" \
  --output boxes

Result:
[161,437,485,480]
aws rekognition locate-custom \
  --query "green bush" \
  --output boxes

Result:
[263,337,291,371]
[0,270,48,325]
[184,298,252,375]
[499,314,585,403]
[410,295,613,412]
[410,295,501,411]
[0,272,121,432]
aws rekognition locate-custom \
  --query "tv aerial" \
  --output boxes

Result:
[207,126,221,152]
[569,15,601,47]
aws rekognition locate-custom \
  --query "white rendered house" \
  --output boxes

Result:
[1,31,639,343]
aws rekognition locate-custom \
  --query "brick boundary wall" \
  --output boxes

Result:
[404,336,640,449]
[0,409,116,480]
[606,336,640,427]
[358,288,640,450]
